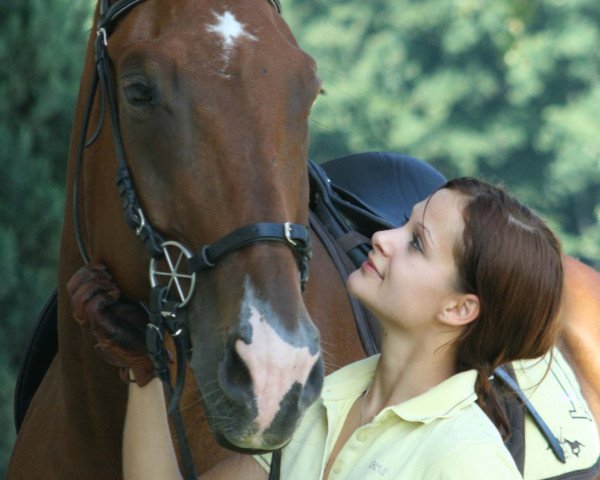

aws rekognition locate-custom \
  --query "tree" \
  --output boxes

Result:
[0,0,91,474]
[2,0,599,474]
[285,0,600,266]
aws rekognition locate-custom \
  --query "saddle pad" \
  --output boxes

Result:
[515,348,600,479]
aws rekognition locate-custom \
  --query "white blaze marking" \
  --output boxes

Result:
[206,11,257,66]
[236,282,320,436]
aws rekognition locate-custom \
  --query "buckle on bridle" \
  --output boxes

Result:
[135,207,147,236]
[97,28,108,47]
[284,222,297,246]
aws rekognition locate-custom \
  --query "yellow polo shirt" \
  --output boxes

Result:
[255,355,521,479]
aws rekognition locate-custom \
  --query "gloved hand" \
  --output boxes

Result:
[67,264,156,386]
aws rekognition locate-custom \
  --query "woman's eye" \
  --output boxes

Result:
[410,233,423,253]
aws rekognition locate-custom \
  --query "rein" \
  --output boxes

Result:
[72,0,293,477]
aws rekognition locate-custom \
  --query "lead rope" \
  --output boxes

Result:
[146,286,197,480]
[268,450,282,480]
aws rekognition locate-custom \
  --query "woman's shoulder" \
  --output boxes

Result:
[425,404,522,478]
[432,401,505,445]
[429,441,522,479]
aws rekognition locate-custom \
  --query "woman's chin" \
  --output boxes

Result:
[347,268,365,289]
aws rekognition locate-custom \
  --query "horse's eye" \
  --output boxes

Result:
[123,81,154,105]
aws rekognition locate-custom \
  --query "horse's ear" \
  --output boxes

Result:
[438,293,480,328]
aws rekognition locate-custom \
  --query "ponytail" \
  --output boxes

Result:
[457,357,512,440]
[475,368,510,441]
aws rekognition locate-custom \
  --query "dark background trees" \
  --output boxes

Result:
[286,0,600,264]
[1,0,599,474]
[0,0,91,473]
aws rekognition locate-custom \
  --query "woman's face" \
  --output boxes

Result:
[347,188,466,333]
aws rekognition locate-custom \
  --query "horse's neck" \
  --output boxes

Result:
[303,226,368,374]
[6,244,128,478]
[560,257,600,423]
[42,199,129,464]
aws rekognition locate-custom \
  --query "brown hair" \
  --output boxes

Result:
[443,178,563,439]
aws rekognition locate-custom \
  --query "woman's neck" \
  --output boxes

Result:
[361,330,457,424]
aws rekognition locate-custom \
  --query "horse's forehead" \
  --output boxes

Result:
[205,10,258,48]
[126,2,289,68]
[204,9,259,68]
[164,1,273,39]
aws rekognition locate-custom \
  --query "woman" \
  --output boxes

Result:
[70,177,563,479]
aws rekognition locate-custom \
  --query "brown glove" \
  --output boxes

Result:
[67,264,156,386]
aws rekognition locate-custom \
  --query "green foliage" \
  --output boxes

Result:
[1,0,599,474]
[286,0,600,266]
[0,0,91,474]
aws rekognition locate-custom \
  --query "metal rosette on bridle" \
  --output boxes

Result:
[147,240,197,411]
[149,240,197,308]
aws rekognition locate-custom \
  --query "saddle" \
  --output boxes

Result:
[15,152,599,479]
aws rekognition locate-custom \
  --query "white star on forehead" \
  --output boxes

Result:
[206,11,257,49]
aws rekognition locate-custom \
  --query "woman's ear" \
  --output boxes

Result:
[438,294,480,327]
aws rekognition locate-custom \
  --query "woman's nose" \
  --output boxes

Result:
[371,228,400,257]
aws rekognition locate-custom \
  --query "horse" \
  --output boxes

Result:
[7,0,600,478]
[8,0,342,476]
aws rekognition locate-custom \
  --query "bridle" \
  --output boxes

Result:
[72,0,294,477]
[73,0,307,302]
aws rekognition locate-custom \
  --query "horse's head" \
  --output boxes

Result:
[82,0,323,450]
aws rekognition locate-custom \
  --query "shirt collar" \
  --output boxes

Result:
[321,355,378,401]
[321,355,479,424]
[391,369,478,423]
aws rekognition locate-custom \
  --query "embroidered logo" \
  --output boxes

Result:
[563,438,585,457]
[547,428,586,461]
[368,461,388,476]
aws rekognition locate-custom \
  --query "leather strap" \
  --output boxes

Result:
[495,365,566,463]
[267,0,282,13]
[187,222,311,289]
[309,212,380,355]
[492,364,525,475]
[98,0,146,30]
[268,450,282,480]
[337,230,371,255]
[146,287,197,480]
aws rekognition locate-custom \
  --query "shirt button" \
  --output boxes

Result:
[356,431,368,441]
[333,463,343,474]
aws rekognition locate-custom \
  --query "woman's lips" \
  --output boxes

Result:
[362,257,382,278]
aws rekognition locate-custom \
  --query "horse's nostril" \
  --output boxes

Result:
[300,356,324,409]
[220,345,254,403]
